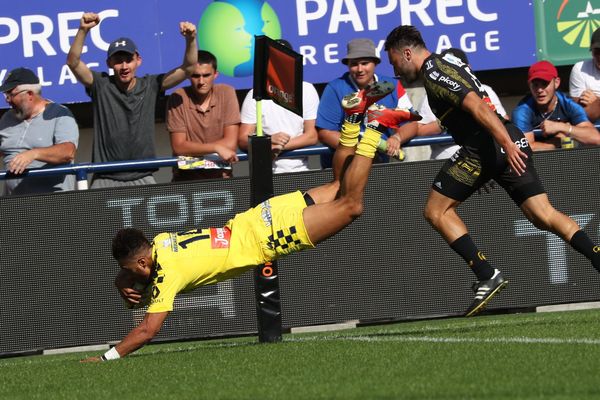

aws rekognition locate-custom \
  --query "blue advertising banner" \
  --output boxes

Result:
[0,0,537,106]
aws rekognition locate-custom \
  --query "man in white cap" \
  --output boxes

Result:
[316,38,418,170]
[0,67,78,195]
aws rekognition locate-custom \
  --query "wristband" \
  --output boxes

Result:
[568,124,573,136]
[101,347,120,361]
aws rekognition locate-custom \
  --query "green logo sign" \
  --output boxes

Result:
[535,1,600,65]
[197,0,282,77]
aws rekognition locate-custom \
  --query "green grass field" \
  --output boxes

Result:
[2,309,600,400]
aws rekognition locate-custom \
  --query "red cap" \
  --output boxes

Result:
[528,61,558,83]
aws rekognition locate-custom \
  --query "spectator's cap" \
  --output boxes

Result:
[342,38,380,65]
[591,27,600,50]
[276,39,293,50]
[0,67,39,93]
[107,37,138,58]
[528,60,558,82]
[442,48,469,64]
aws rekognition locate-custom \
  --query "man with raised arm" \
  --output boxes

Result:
[67,12,198,188]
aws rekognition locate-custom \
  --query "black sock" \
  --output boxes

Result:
[570,230,600,272]
[450,234,495,281]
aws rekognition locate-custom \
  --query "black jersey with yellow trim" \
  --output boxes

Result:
[421,52,500,146]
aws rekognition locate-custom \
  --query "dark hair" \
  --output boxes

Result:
[197,50,217,70]
[384,25,427,51]
[112,228,151,262]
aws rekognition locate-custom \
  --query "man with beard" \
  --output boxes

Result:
[67,12,198,188]
[384,25,600,317]
[0,68,78,195]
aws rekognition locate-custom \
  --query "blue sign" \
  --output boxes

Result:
[0,0,536,106]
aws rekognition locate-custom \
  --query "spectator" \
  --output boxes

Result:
[512,60,600,151]
[66,12,197,188]
[429,48,510,160]
[316,38,418,168]
[569,27,600,123]
[166,50,239,181]
[0,68,78,195]
[238,40,319,173]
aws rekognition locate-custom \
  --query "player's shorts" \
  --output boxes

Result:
[226,191,315,264]
[432,121,545,206]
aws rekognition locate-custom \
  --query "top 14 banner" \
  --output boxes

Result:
[0,0,596,106]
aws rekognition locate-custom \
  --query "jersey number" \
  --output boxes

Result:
[178,232,209,249]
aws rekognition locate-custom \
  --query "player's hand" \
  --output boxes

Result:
[80,356,102,363]
[504,142,527,176]
[579,89,598,106]
[214,144,238,164]
[80,13,100,31]
[179,21,196,38]
[8,150,37,175]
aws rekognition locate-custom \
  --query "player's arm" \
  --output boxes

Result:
[161,22,198,90]
[462,91,527,175]
[66,12,100,88]
[81,311,168,362]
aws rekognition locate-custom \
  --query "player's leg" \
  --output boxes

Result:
[307,81,396,204]
[303,105,421,244]
[520,193,600,272]
[426,148,507,317]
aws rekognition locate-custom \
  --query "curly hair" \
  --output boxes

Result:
[384,25,427,51]
[112,228,151,262]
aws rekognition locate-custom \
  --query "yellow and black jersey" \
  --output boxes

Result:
[422,53,501,145]
[146,191,314,313]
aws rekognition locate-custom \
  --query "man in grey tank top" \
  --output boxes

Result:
[66,12,198,188]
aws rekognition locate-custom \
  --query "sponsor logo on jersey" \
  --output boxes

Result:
[425,60,434,70]
[429,71,440,81]
[211,227,231,249]
[434,181,443,189]
[500,137,530,154]
[438,75,461,92]
[260,200,273,227]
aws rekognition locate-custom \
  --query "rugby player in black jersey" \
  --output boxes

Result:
[384,25,600,317]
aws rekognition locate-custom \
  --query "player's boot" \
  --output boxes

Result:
[464,269,508,317]
[341,81,395,115]
[366,103,422,128]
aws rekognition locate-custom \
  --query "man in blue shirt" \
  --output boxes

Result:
[512,61,600,151]
[316,38,418,168]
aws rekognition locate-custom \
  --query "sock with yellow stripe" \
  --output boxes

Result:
[355,127,382,158]
[339,119,360,148]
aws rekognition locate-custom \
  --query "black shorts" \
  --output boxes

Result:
[432,121,545,206]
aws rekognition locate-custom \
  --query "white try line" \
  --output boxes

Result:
[288,334,600,345]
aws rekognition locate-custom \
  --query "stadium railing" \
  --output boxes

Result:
[0,134,455,189]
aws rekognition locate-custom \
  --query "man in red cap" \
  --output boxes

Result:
[512,60,599,151]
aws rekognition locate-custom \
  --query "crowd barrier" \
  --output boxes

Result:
[1,145,599,356]
[0,134,455,188]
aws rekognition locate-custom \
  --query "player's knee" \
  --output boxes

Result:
[341,196,364,219]
[423,204,441,226]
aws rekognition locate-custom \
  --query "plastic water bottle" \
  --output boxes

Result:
[377,138,405,161]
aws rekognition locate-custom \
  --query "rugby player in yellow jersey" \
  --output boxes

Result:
[82,82,421,362]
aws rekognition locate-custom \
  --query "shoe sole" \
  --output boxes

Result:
[464,280,508,317]
[341,82,395,111]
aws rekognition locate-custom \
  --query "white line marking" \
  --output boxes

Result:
[289,335,600,345]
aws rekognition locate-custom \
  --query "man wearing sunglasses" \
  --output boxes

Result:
[0,68,78,195]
